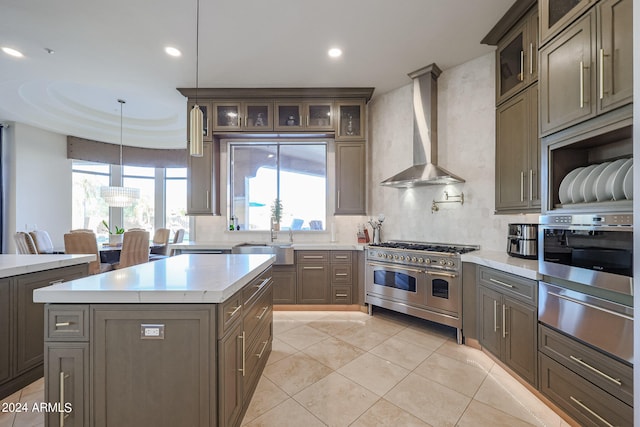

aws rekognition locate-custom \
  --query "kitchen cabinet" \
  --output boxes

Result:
[495,84,540,212]
[272,265,297,304]
[539,0,595,46]
[0,264,88,400]
[330,251,354,304]
[495,5,538,105]
[296,251,330,304]
[187,101,213,142]
[219,320,243,427]
[212,101,274,131]
[187,140,219,215]
[335,142,366,215]
[539,0,632,136]
[335,100,366,140]
[274,101,334,131]
[477,266,537,386]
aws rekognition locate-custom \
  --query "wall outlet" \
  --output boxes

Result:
[140,324,164,339]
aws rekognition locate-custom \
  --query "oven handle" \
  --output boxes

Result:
[548,291,633,321]
[425,271,458,279]
[367,262,423,274]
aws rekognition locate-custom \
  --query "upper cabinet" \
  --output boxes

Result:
[335,101,366,140]
[495,5,538,105]
[274,101,334,131]
[539,0,596,46]
[539,0,632,136]
[212,101,274,131]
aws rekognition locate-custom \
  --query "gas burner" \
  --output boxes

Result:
[369,241,478,255]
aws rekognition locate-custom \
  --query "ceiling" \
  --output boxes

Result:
[0,0,513,149]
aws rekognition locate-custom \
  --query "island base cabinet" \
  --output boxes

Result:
[44,344,88,427]
[0,279,10,385]
[218,321,243,427]
[92,306,215,427]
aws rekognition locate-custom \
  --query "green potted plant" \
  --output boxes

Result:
[270,198,283,231]
[102,220,125,245]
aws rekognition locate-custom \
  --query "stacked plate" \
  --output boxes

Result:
[558,158,633,204]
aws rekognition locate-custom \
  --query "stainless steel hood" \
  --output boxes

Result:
[381,63,465,187]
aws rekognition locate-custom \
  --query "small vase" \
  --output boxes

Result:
[109,234,123,246]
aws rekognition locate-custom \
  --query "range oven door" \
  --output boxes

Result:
[425,271,459,315]
[365,261,425,306]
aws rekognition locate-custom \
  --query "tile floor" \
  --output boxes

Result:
[0,308,573,427]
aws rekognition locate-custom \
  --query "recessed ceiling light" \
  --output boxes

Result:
[328,48,342,58]
[164,46,182,57]
[2,47,23,58]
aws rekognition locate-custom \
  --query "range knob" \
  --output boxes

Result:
[378,252,383,257]
[411,257,417,262]
[399,256,405,261]
[447,261,455,267]
[393,254,399,260]
[439,259,446,266]
[424,258,431,264]
[417,258,424,263]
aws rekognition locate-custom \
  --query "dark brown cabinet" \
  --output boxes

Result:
[477,267,537,386]
[495,84,540,212]
[335,101,366,140]
[187,140,219,215]
[336,142,366,215]
[297,251,330,304]
[272,265,297,304]
[539,0,632,136]
[539,0,595,46]
[0,279,10,386]
[212,101,274,131]
[274,101,334,131]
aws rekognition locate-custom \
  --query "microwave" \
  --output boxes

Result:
[539,214,633,296]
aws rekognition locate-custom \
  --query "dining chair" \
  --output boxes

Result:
[115,230,150,269]
[29,230,54,254]
[14,232,38,254]
[64,231,113,275]
[70,228,93,233]
[149,228,171,261]
[168,229,185,256]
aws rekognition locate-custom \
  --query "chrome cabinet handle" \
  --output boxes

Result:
[569,396,614,427]
[335,293,348,298]
[256,306,269,320]
[335,273,348,276]
[206,190,210,209]
[303,266,324,270]
[520,171,524,202]
[579,61,585,108]
[520,50,524,81]
[569,355,622,386]
[493,300,498,333]
[529,43,534,75]
[55,322,71,327]
[59,371,69,426]
[227,305,241,317]
[256,340,269,359]
[303,255,324,259]
[502,304,507,338]
[489,278,514,289]
[599,48,605,100]
[255,278,271,291]
[529,170,533,201]
[335,255,348,259]
[238,331,245,376]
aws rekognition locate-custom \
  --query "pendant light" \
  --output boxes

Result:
[189,0,204,157]
[100,99,140,207]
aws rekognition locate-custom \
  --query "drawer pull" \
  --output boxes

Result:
[303,255,324,259]
[255,277,271,291]
[256,340,269,359]
[49,279,64,285]
[238,331,245,377]
[569,355,622,386]
[256,306,269,320]
[489,278,514,289]
[227,305,241,317]
[55,322,72,327]
[569,396,614,427]
[334,255,348,259]
[335,273,348,276]
[303,266,324,270]
[335,293,348,298]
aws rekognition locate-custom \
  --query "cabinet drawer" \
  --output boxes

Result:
[244,319,272,398]
[539,353,632,427]
[331,264,352,285]
[331,251,352,263]
[331,286,352,304]
[539,324,632,406]
[242,269,272,307]
[478,267,536,304]
[296,251,329,263]
[46,305,89,342]
[243,287,272,346]
[218,293,243,337]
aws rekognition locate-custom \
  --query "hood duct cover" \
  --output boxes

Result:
[381,63,465,187]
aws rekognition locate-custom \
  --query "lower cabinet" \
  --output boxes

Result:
[297,262,330,304]
[0,279,10,386]
[272,265,297,304]
[477,267,537,386]
[295,251,357,305]
[219,321,244,427]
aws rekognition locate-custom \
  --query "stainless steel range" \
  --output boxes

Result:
[365,241,479,344]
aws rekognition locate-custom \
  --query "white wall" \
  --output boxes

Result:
[368,53,537,251]
[5,122,72,252]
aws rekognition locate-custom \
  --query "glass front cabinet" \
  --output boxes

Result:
[212,101,273,131]
[274,101,334,131]
[336,101,366,140]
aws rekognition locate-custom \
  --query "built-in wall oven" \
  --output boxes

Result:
[538,213,633,364]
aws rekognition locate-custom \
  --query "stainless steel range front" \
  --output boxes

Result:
[365,241,479,344]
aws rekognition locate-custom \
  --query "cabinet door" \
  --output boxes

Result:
[597,0,633,112]
[539,11,596,136]
[496,19,530,105]
[274,102,303,130]
[272,266,296,304]
[218,321,243,427]
[297,264,329,304]
[503,296,537,386]
[336,101,365,140]
[187,101,212,142]
[187,141,216,215]
[335,142,366,215]
[244,102,273,130]
[305,102,333,130]
[539,0,595,46]
[477,286,502,358]
[495,91,530,211]
[45,344,89,427]
[213,102,242,131]
[528,85,541,208]
[0,279,10,385]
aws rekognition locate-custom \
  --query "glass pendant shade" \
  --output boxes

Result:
[100,185,140,207]
[189,104,204,157]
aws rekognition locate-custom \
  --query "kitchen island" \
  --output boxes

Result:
[33,254,275,427]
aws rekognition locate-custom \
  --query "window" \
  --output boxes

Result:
[71,161,110,242]
[166,168,189,241]
[122,166,155,231]
[229,141,327,231]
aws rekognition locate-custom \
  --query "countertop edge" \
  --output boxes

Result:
[461,250,540,280]
[0,255,95,279]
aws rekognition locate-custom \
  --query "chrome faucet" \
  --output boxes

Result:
[270,217,278,242]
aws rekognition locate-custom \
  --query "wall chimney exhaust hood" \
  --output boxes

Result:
[381,63,465,187]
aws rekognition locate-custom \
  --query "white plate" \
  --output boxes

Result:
[558,167,584,204]
[623,164,633,199]
[570,164,597,203]
[610,158,632,200]
[595,159,627,202]
[582,162,610,202]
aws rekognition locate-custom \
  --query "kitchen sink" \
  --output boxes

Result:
[231,242,294,265]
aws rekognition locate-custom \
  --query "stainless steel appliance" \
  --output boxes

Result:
[365,241,479,344]
[507,223,538,259]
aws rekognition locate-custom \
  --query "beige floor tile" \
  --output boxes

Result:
[301,337,365,370]
[12,410,44,427]
[385,372,471,427]
[306,318,363,336]
[242,398,325,427]
[20,379,43,397]
[280,311,336,322]
[266,338,298,366]
[359,315,408,336]
[241,377,288,425]
[332,326,392,351]
[457,400,536,427]
[0,411,15,427]
[277,324,330,350]
[273,318,305,335]
[293,372,379,426]
[414,353,487,397]
[394,327,448,351]
[337,353,409,396]
[350,398,433,427]
[263,352,333,395]
[369,335,434,370]
[435,340,495,373]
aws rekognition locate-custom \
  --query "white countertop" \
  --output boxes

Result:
[461,250,540,280]
[33,254,275,304]
[0,254,95,279]
[170,241,365,251]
